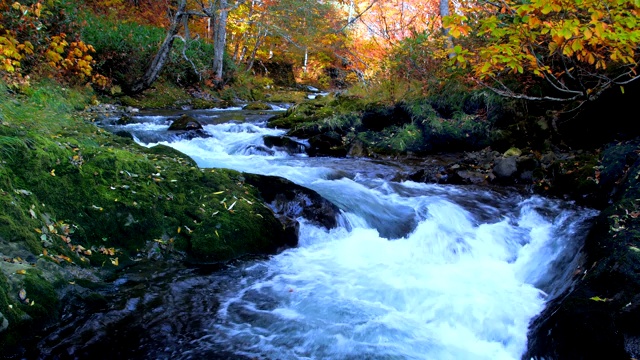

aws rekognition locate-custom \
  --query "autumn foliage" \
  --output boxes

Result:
[0,0,107,88]
[445,0,640,102]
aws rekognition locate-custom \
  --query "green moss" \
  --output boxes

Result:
[0,271,22,350]
[243,101,272,111]
[19,270,60,321]
[266,90,307,103]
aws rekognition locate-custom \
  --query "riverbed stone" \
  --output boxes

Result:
[243,174,341,230]
[493,156,518,178]
[263,135,307,155]
[168,114,203,131]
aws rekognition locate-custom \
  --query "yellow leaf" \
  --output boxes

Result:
[15,269,27,275]
[50,169,56,176]
[110,257,119,266]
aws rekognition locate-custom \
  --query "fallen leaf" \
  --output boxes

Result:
[110,257,119,266]
[50,169,56,176]
[590,296,610,302]
[15,269,27,275]
[19,289,26,301]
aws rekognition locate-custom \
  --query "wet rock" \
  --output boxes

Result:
[244,174,341,230]
[263,135,308,155]
[493,156,518,179]
[455,170,488,185]
[276,215,300,249]
[116,115,134,125]
[168,114,203,131]
[0,311,8,332]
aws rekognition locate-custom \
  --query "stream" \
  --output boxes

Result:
[39,106,597,359]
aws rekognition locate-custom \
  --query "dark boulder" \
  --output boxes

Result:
[493,156,518,179]
[263,135,308,155]
[168,114,203,131]
[244,174,341,230]
[307,133,348,157]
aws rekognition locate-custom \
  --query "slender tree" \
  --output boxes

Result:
[129,0,187,94]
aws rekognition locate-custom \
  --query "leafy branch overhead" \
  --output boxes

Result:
[444,0,640,102]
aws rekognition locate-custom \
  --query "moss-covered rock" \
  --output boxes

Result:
[243,101,272,111]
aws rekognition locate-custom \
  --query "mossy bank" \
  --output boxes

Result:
[0,81,291,354]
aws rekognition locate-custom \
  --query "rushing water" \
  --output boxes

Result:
[43,107,597,359]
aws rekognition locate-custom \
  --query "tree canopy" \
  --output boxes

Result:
[1,0,638,106]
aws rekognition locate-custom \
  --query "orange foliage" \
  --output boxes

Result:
[0,0,108,88]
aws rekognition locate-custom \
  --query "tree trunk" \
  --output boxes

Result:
[245,28,266,72]
[212,0,228,85]
[440,0,455,59]
[129,0,186,94]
